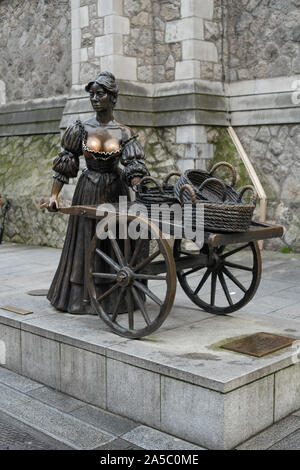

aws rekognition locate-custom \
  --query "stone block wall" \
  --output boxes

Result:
[206,124,300,251]
[0,0,71,102]
[0,0,299,251]
[235,124,300,250]
[0,134,69,247]
[0,0,72,247]
[226,0,300,81]
[72,0,223,84]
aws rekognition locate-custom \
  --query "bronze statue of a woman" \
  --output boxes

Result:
[45,71,149,314]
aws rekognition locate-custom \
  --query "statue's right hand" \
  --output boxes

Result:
[40,196,59,212]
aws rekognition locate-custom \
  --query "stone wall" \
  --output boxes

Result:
[1,0,299,252]
[226,0,300,81]
[75,0,223,84]
[124,0,155,83]
[0,0,71,103]
[137,126,180,177]
[3,124,299,251]
[235,124,300,250]
[0,134,69,248]
[207,125,300,251]
[0,127,179,248]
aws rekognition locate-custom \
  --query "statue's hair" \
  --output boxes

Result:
[85,71,119,108]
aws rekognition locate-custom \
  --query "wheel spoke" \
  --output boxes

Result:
[223,267,247,293]
[131,286,151,326]
[129,238,144,268]
[222,243,250,259]
[92,272,117,280]
[133,280,163,306]
[96,283,119,302]
[134,274,166,281]
[182,265,205,277]
[124,238,131,264]
[95,248,120,271]
[134,250,161,272]
[111,287,125,321]
[224,261,253,272]
[108,231,126,267]
[126,289,134,330]
[194,268,211,295]
[210,272,217,306]
[218,271,233,306]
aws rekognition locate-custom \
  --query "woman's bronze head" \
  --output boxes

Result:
[85,71,119,110]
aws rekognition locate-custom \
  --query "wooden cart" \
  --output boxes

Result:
[58,205,283,339]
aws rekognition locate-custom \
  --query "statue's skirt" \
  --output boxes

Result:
[47,169,140,314]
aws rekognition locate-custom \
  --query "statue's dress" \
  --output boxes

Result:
[47,119,149,314]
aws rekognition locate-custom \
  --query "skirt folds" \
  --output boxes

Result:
[47,170,131,314]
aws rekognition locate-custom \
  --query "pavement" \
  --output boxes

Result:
[1,241,300,450]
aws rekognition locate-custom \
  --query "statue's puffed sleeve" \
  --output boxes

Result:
[121,136,149,186]
[52,121,83,184]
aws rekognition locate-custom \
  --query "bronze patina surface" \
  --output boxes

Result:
[221,332,296,357]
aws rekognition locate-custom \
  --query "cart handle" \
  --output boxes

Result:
[238,185,257,206]
[162,171,182,187]
[209,161,237,188]
[138,176,165,194]
[199,177,227,202]
[179,184,197,204]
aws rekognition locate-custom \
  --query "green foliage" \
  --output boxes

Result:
[279,246,292,254]
[209,128,252,189]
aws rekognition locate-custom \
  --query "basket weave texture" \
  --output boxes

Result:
[174,162,240,204]
[135,173,180,210]
[135,164,257,233]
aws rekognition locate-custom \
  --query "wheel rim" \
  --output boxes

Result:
[86,214,176,338]
[174,239,261,314]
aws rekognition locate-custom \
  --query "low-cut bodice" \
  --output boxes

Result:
[82,124,124,174]
[52,119,149,185]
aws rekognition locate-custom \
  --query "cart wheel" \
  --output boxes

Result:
[173,239,261,314]
[86,214,176,338]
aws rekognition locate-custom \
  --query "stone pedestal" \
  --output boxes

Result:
[1,294,300,449]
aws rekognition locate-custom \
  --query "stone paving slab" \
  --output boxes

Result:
[239,294,300,315]
[27,387,85,413]
[254,279,300,299]
[95,438,144,450]
[268,429,300,450]
[0,292,59,328]
[0,367,43,393]
[0,382,114,450]
[71,404,138,436]
[122,425,205,450]
[0,412,60,450]
[236,415,300,450]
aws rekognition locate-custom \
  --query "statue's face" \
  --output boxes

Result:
[89,83,111,112]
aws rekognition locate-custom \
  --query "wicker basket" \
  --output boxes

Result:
[136,172,181,210]
[174,162,240,204]
[178,182,257,233]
